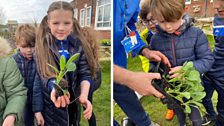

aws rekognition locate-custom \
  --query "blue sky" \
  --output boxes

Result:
[0,0,73,24]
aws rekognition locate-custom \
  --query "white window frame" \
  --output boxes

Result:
[86,6,91,26]
[80,9,85,27]
[95,0,111,30]
[79,6,92,27]
[185,0,191,5]
[74,8,78,19]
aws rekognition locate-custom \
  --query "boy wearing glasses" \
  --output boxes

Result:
[13,24,44,126]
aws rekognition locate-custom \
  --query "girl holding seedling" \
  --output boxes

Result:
[149,0,214,125]
[35,1,94,125]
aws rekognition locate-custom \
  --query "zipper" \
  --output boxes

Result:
[171,35,177,66]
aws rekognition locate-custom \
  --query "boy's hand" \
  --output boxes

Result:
[35,112,44,126]
[79,95,92,120]
[169,66,182,78]
[2,115,16,126]
[50,88,70,108]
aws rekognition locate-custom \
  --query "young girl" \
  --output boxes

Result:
[149,0,214,125]
[35,1,94,125]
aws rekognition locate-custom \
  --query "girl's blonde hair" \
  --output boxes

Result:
[150,0,185,22]
[35,1,96,79]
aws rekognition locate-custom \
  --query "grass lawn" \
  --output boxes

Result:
[114,35,218,126]
[81,61,111,125]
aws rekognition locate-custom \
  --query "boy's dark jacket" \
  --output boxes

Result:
[13,51,43,113]
[205,15,224,81]
[41,35,95,126]
[150,15,214,74]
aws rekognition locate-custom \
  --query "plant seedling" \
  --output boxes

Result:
[152,61,206,114]
[48,53,80,96]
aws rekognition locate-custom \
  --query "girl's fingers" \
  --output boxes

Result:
[54,97,61,108]
[50,89,56,103]
[67,92,70,99]
[64,95,70,105]
[60,96,66,107]
[83,102,92,119]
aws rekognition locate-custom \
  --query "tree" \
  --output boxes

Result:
[0,6,6,24]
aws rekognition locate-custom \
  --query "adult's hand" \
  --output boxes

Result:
[142,48,171,67]
[2,115,16,126]
[114,65,164,98]
[50,88,70,108]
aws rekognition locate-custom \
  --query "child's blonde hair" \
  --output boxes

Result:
[35,1,96,79]
[0,37,12,57]
[150,0,185,22]
[15,24,36,47]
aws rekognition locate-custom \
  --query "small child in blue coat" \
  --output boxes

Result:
[13,24,44,126]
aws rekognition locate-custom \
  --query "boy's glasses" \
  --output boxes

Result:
[142,19,157,26]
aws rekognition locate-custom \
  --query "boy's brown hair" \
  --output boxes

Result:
[139,0,151,20]
[15,24,36,47]
[150,0,185,22]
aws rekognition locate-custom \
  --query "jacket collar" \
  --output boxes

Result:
[156,14,193,37]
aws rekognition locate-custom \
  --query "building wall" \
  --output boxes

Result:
[186,0,215,17]
[71,0,111,39]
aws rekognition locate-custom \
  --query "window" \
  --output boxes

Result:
[74,8,78,19]
[185,0,191,4]
[95,0,111,30]
[86,6,91,26]
[79,6,92,27]
[80,9,85,27]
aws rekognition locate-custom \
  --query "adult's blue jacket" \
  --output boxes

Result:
[206,15,224,81]
[113,0,146,68]
[150,15,214,74]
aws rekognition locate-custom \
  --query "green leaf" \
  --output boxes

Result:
[67,53,80,65]
[168,77,179,83]
[60,55,66,71]
[47,63,59,74]
[66,62,77,72]
[191,92,206,101]
[185,104,191,113]
[188,70,200,81]
[189,101,204,108]
[180,92,191,99]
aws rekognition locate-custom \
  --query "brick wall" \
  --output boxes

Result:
[186,0,216,17]
[71,0,111,39]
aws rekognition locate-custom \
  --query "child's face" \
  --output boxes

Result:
[213,0,224,18]
[48,10,73,40]
[144,13,157,32]
[156,16,183,34]
[16,44,34,60]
